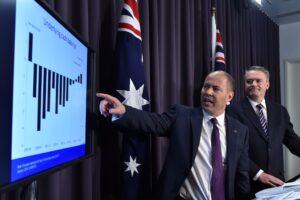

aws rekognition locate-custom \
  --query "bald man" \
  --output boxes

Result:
[98,71,250,200]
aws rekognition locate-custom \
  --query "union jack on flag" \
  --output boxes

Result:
[211,14,226,71]
[214,29,226,71]
[118,0,141,40]
[113,0,151,200]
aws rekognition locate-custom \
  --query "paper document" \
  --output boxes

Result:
[255,178,300,200]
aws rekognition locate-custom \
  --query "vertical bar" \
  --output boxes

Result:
[59,75,62,105]
[63,76,65,106]
[28,33,33,62]
[37,66,42,131]
[55,73,59,114]
[66,78,69,101]
[52,71,55,88]
[33,63,37,97]
[47,69,51,112]
[80,74,82,84]
[42,68,47,119]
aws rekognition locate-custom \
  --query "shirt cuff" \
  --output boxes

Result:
[112,114,122,121]
[253,169,264,181]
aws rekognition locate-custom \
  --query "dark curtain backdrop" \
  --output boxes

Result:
[0,0,279,199]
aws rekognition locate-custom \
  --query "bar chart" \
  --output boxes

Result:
[28,32,84,131]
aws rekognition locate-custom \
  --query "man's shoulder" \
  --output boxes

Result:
[227,114,248,129]
[233,98,285,110]
[266,100,284,109]
[172,104,201,113]
[264,100,290,116]
[172,104,192,110]
[226,100,245,118]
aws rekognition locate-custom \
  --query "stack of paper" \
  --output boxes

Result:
[255,178,300,200]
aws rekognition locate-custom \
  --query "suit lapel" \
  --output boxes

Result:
[190,107,203,162]
[265,101,273,141]
[241,98,269,141]
[225,115,238,186]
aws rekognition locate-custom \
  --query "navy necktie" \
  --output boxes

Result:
[256,104,268,137]
[210,118,225,200]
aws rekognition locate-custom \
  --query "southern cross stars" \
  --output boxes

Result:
[117,78,148,177]
[124,155,141,177]
[117,78,149,110]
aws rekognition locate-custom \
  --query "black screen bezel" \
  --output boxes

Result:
[0,0,95,192]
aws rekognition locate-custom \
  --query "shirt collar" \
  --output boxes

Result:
[247,97,267,109]
[202,109,225,126]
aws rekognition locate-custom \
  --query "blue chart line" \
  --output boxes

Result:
[28,32,83,131]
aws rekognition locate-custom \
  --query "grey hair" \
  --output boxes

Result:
[245,66,270,80]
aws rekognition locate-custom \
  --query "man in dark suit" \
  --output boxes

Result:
[228,66,300,197]
[97,71,250,200]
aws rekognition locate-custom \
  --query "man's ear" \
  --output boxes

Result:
[227,91,234,102]
[266,81,270,90]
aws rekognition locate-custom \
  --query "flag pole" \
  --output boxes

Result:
[211,7,217,71]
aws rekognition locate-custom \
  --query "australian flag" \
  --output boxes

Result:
[113,0,150,199]
[211,14,226,71]
[214,29,226,71]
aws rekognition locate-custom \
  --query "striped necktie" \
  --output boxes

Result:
[256,104,268,136]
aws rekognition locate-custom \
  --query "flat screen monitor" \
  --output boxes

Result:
[0,0,94,191]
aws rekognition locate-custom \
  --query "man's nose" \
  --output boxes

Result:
[252,80,259,86]
[205,87,214,94]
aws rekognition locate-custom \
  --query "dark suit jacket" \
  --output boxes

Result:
[227,98,300,195]
[114,104,250,200]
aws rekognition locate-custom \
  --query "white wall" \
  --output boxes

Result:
[280,22,300,180]
[280,21,300,105]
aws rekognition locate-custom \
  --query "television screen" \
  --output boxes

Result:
[0,0,94,191]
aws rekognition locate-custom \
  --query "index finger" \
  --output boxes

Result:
[96,93,117,102]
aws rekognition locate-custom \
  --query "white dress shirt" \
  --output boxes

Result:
[178,110,227,200]
[248,98,268,122]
